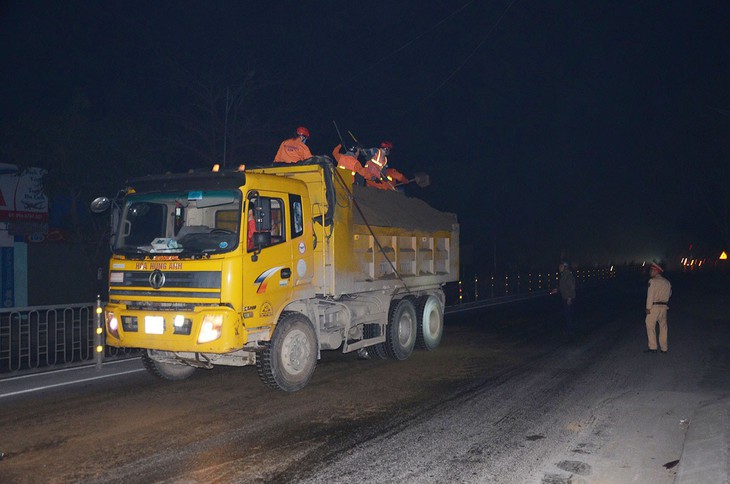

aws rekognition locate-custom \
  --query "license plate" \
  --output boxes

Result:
[145,316,165,334]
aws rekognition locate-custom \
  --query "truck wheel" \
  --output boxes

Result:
[142,350,196,381]
[415,295,443,351]
[370,342,390,360]
[363,323,388,360]
[386,298,417,360]
[256,312,317,392]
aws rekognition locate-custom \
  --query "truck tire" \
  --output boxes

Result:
[256,312,317,392]
[415,295,443,351]
[142,350,196,381]
[370,342,390,360]
[362,323,388,360]
[386,298,417,360]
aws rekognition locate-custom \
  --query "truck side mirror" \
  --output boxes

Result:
[253,231,271,249]
[90,197,111,213]
[254,198,271,232]
[250,231,271,262]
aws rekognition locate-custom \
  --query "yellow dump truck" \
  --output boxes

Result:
[92,159,458,391]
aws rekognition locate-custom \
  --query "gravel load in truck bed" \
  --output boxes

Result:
[352,184,458,232]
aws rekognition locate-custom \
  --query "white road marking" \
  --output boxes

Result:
[0,363,146,399]
[0,357,141,381]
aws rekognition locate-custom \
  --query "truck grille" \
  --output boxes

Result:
[109,271,222,301]
[126,302,201,311]
[111,271,221,288]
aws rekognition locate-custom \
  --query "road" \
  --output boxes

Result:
[0,273,727,483]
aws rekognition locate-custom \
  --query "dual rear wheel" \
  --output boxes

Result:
[384,298,418,360]
[415,295,443,351]
[370,294,444,360]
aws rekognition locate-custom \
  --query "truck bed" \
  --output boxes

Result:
[250,160,459,297]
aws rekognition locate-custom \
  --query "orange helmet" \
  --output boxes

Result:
[380,140,393,149]
[296,126,310,138]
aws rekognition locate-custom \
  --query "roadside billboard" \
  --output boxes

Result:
[0,164,48,236]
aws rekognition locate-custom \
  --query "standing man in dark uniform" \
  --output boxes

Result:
[551,261,577,337]
[645,262,672,353]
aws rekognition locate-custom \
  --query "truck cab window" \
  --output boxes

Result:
[270,199,284,241]
[248,196,286,251]
[115,190,241,255]
[290,194,303,238]
[123,202,166,246]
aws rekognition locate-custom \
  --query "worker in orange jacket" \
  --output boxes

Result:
[384,167,408,185]
[273,126,312,163]
[368,167,409,191]
[332,144,370,181]
[359,140,391,189]
[362,141,413,191]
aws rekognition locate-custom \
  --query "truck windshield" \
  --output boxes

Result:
[113,190,242,256]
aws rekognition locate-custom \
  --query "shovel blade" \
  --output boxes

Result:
[413,172,430,188]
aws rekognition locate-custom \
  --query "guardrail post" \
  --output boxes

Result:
[474,274,479,301]
[94,295,104,370]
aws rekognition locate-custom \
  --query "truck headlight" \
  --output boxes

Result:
[198,314,223,343]
[173,315,192,335]
[106,312,120,338]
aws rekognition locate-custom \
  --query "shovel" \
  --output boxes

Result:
[395,172,430,188]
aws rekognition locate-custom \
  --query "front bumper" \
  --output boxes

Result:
[104,303,247,353]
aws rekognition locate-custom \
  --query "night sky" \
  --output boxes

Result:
[2,1,729,271]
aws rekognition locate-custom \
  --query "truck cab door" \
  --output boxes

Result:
[287,192,314,290]
[244,192,295,325]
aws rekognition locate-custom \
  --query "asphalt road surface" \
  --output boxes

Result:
[0,272,728,483]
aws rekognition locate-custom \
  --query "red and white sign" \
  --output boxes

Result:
[0,164,48,223]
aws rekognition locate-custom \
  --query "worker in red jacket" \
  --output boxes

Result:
[273,126,312,163]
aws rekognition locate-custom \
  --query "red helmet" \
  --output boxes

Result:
[380,140,393,149]
[296,126,310,138]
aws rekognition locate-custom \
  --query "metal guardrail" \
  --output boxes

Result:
[445,290,550,315]
[0,302,136,377]
[447,266,623,305]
